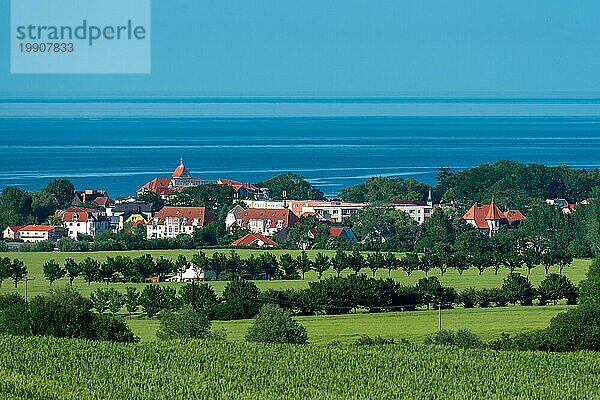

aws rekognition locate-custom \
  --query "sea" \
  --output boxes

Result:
[2,98,600,198]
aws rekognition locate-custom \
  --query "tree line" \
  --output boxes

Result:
[0,246,578,290]
[106,272,577,322]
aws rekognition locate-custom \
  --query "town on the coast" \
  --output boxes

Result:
[2,158,543,247]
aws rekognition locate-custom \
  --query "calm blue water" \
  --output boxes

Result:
[2,114,600,197]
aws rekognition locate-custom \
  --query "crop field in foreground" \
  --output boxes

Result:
[128,305,574,343]
[0,335,599,400]
[0,250,591,298]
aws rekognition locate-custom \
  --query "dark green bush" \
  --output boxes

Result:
[91,314,138,343]
[0,293,30,336]
[355,334,396,346]
[424,329,482,349]
[157,304,218,340]
[246,304,307,344]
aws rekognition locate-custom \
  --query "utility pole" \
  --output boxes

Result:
[24,277,35,304]
[438,302,442,331]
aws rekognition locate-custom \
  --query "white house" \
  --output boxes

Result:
[226,207,300,237]
[16,225,66,243]
[146,206,217,239]
[167,263,216,282]
[391,200,433,224]
[2,226,24,241]
[55,207,110,239]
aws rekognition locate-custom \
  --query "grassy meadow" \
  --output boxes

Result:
[0,249,590,344]
[128,304,574,344]
[0,249,592,298]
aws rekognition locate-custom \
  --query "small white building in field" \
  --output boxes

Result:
[167,263,216,282]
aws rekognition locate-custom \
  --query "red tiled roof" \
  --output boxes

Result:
[19,225,60,232]
[7,226,24,232]
[232,233,277,246]
[173,163,189,178]
[236,208,300,230]
[329,227,344,237]
[93,196,113,207]
[462,203,526,229]
[505,209,527,224]
[147,206,216,227]
[138,178,173,196]
[56,207,106,223]
[485,201,504,220]
[219,179,261,193]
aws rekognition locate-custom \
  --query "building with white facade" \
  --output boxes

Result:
[226,207,300,237]
[240,200,367,223]
[16,225,67,243]
[391,200,433,224]
[146,206,217,239]
[55,207,110,239]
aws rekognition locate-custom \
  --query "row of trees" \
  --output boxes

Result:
[118,271,578,322]
[489,258,600,352]
[35,244,576,288]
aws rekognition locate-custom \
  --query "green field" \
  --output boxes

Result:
[0,250,592,299]
[128,304,574,343]
[0,250,589,346]
[1,335,599,400]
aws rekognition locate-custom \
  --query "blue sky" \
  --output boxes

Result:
[2,0,600,98]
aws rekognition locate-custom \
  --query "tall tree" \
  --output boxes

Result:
[382,252,398,277]
[42,260,65,286]
[295,251,313,280]
[0,187,32,227]
[44,178,75,209]
[64,258,80,286]
[80,257,100,286]
[8,259,27,288]
[257,173,324,200]
[366,251,384,277]
[0,257,10,288]
[330,250,348,277]
[312,253,330,279]
[124,287,140,318]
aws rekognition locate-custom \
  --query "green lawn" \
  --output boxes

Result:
[0,250,592,300]
[127,305,573,344]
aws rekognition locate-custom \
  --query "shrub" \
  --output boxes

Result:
[489,288,509,307]
[355,334,395,346]
[246,304,307,344]
[459,288,478,308]
[178,282,217,311]
[539,274,577,305]
[579,257,600,306]
[91,314,138,343]
[454,329,483,348]
[139,285,177,318]
[0,293,30,336]
[424,329,482,349]
[502,273,535,306]
[29,287,95,339]
[157,304,216,340]
[211,281,261,320]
